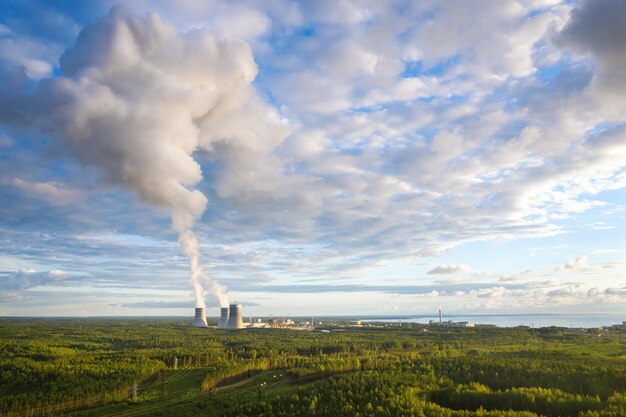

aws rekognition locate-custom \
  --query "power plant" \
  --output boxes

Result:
[225,303,244,329]
[192,304,245,329]
[217,307,229,329]
[191,307,208,327]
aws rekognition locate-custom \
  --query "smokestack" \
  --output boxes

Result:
[192,307,208,327]
[217,307,229,329]
[226,304,244,329]
[439,307,442,324]
[24,10,286,314]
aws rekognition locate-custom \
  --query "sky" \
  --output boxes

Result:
[0,0,625,319]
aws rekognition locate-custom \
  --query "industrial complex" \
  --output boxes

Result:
[192,304,315,330]
[192,305,479,330]
[193,304,245,329]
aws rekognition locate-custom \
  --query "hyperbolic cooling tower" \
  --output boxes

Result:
[191,307,208,327]
[226,304,244,329]
[217,307,229,329]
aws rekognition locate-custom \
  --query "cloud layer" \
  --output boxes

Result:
[1,0,626,316]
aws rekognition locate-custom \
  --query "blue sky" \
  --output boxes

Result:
[0,0,625,318]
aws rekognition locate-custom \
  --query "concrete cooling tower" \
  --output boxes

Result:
[191,307,208,327]
[217,307,229,329]
[226,303,244,329]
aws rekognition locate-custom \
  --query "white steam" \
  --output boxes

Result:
[32,7,285,308]
[179,230,227,307]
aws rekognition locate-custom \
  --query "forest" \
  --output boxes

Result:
[0,317,624,417]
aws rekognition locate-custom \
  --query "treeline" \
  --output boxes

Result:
[431,353,625,398]
[201,359,272,391]
[0,353,163,414]
[0,386,130,417]
[228,364,626,417]
[228,369,541,417]
[226,334,625,417]
[431,383,603,416]
[0,318,624,417]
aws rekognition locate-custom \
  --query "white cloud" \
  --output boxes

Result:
[404,0,563,79]
[555,256,588,273]
[0,269,71,301]
[301,0,382,25]
[475,286,508,299]
[7,178,80,205]
[427,265,472,275]
[210,5,271,40]
[33,6,285,230]
[0,33,54,78]
[457,282,626,310]
[415,290,440,298]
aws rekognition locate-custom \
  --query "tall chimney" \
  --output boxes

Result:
[438,307,442,324]
[217,307,229,329]
[226,304,244,329]
[192,307,208,327]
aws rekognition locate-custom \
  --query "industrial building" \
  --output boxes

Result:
[429,319,475,327]
[225,303,244,329]
[217,307,229,329]
[191,307,208,327]
[192,304,244,329]
[610,321,626,330]
[192,304,315,330]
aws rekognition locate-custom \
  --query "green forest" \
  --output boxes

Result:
[0,318,624,417]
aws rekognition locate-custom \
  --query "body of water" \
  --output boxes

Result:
[364,314,625,328]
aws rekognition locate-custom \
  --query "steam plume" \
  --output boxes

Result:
[27,7,285,307]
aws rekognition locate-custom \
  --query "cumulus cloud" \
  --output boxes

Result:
[404,0,559,79]
[427,265,472,275]
[546,285,581,297]
[474,286,508,299]
[449,280,626,310]
[555,256,589,273]
[40,6,267,226]
[235,0,626,280]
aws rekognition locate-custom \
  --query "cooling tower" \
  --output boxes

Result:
[191,307,208,327]
[226,304,244,329]
[217,307,229,329]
